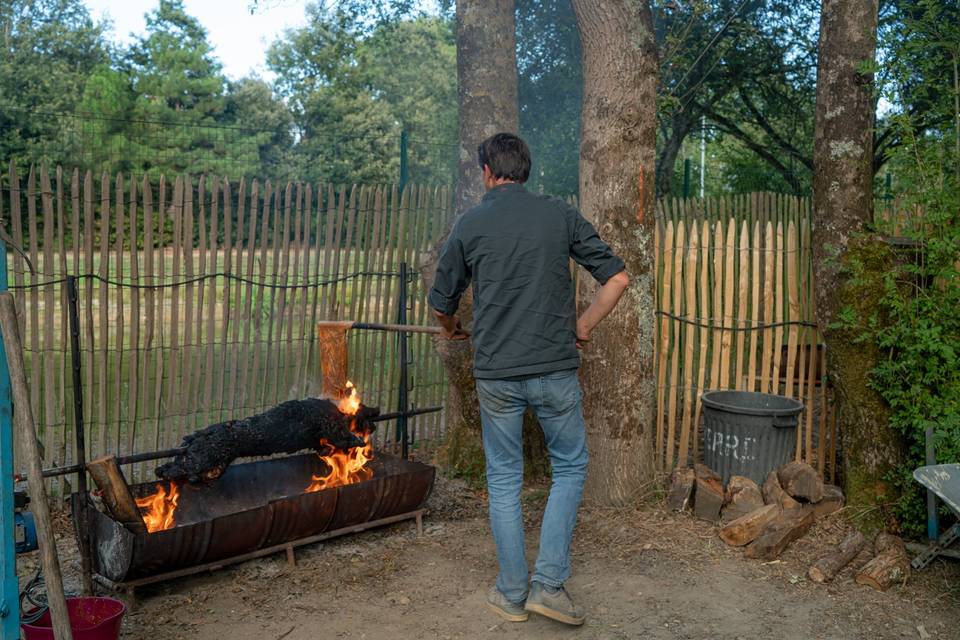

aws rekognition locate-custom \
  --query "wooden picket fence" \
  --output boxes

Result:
[654,192,838,482]
[1,163,454,485]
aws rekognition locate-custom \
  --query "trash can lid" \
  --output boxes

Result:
[701,390,804,417]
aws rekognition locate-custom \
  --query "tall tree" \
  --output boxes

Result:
[420,0,527,479]
[811,0,895,518]
[453,0,519,212]
[0,0,109,167]
[125,0,232,177]
[572,0,659,505]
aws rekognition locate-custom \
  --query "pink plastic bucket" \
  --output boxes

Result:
[21,597,125,640]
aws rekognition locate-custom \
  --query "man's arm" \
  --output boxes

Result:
[566,204,630,348]
[427,221,472,340]
[576,270,629,348]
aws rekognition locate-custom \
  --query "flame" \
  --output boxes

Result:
[338,380,361,415]
[306,381,373,492]
[135,482,180,533]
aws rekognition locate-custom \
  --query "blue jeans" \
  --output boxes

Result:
[476,369,589,604]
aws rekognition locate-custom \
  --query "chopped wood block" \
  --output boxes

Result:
[778,461,824,503]
[666,467,696,511]
[744,507,816,560]
[855,547,910,591]
[808,531,866,583]
[695,463,721,482]
[811,484,844,520]
[762,470,801,510]
[719,503,781,546]
[694,475,725,523]
[722,476,765,523]
[874,532,907,556]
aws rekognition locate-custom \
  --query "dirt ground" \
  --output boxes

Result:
[21,475,960,640]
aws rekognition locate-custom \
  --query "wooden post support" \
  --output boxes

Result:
[86,455,147,534]
[0,292,74,640]
[808,530,866,583]
[316,321,353,399]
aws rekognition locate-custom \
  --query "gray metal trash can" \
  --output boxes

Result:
[701,390,804,485]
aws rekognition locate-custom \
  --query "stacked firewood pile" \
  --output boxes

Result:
[667,461,911,591]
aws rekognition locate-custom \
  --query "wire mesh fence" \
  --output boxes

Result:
[1,162,454,486]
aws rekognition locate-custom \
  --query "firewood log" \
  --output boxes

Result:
[778,461,824,503]
[745,507,816,560]
[693,464,724,522]
[666,467,695,511]
[762,471,801,510]
[719,503,781,546]
[808,531,866,583]
[855,534,910,592]
[155,399,380,483]
[87,455,148,534]
[722,476,765,523]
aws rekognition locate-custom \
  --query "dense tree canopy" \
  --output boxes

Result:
[0,0,956,196]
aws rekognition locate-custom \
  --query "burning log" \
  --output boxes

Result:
[156,396,380,484]
[87,455,148,534]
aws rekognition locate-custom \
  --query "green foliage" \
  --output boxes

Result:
[0,0,109,166]
[844,0,960,534]
[268,5,456,185]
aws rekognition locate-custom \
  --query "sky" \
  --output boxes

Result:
[82,0,314,81]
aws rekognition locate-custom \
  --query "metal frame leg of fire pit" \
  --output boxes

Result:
[93,509,427,599]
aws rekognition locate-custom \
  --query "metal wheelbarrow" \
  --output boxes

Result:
[910,464,960,569]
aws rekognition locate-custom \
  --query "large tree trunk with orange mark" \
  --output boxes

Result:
[572,0,659,505]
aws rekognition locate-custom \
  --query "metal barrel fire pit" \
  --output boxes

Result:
[76,453,434,586]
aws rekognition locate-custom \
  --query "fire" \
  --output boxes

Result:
[306,381,373,492]
[135,482,180,533]
[338,380,361,415]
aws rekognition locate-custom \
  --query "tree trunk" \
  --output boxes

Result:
[812,0,899,523]
[453,0,519,215]
[420,0,547,480]
[655,114,692,199]
[572,0,659,505]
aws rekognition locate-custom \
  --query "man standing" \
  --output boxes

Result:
[429,133,629,626]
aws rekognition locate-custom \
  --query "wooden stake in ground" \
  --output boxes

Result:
[86,455,147,534]
[808,530,866,583]
[0,292,74,640]
[856,533,910,591]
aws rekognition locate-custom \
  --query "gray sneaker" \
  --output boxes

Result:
[524,582,585,626]
[486,587,529,622]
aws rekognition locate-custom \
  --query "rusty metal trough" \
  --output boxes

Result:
[76,453,434,588]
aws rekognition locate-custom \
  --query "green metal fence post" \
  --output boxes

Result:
[683,158,691,198]
[400,129,409,193]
